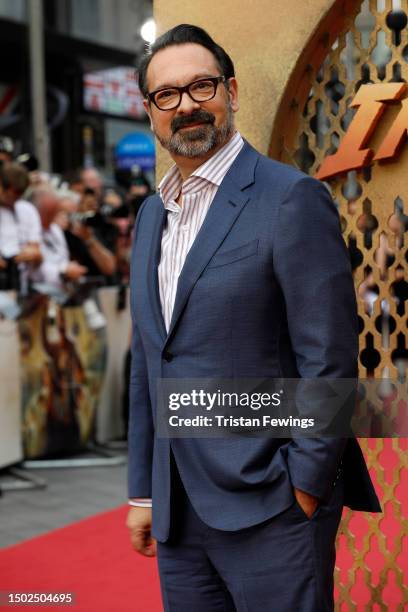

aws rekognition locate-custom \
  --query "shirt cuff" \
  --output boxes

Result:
[128,498,152,508]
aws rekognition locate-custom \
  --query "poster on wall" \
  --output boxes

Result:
[19,298,107,459]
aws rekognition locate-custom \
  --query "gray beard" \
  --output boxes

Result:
[156,105,234,158]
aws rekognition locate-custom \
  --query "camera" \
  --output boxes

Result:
[69,203,130,229]
[69,210,102,228]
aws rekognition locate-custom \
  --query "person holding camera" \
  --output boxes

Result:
[64,181,118,284]
[0,162,42,291]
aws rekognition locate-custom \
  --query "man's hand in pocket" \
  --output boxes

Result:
[293,488,319,519]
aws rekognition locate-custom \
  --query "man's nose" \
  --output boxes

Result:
[177,90,201,114]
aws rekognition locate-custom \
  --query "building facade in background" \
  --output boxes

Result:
[0,0,153,178]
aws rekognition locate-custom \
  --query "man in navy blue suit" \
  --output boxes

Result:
[126,24,381,611]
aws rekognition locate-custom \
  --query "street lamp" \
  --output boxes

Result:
[140,19,156,44]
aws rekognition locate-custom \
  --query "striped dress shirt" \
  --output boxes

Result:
[158,130,244,331]
[128,131,244,507]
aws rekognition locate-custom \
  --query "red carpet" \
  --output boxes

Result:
[1,446,405,611]
[0,506,162,612]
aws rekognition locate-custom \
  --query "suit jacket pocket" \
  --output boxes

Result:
[207,239,259,269]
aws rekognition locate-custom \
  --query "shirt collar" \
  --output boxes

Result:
[158,131,244,207]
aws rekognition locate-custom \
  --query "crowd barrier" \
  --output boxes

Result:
[0,292,22,468]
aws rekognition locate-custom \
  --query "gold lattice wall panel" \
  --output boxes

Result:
[274,0,407,609]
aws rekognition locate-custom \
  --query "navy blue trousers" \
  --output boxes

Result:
[157,460,344,612]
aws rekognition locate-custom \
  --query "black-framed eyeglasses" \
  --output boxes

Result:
[147,76,227,111]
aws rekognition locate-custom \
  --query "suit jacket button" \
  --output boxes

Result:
[163,350,174,362]
[333,465,342,486]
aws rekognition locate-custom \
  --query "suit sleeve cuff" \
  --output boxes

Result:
[128,498,152,508]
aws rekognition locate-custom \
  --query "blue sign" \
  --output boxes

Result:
[115,132,155,170]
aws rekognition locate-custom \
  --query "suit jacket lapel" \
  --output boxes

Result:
[146,199,167,341]
[165,141,259,343]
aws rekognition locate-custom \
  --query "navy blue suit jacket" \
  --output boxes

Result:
[128,140,381,542]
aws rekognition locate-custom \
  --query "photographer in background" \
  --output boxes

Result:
[112,166,154,286]
[80,167,103,203]
[64,182,118,284]
[0,162,42,291]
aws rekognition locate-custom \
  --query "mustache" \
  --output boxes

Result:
[171,110,215,133]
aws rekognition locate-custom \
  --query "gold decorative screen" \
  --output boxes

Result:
[273,0,407,608]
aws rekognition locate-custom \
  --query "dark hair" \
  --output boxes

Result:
[0,162,29,195]
[138,24,235,97]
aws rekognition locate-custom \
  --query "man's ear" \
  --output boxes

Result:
[143,99,154,130]
[227,78,239,113]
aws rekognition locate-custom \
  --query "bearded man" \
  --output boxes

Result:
[126,24,380,612]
